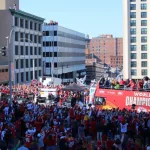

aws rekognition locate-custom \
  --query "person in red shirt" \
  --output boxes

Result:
[25,132,34,148]
[106,138,114,150]
[35,120,42,133]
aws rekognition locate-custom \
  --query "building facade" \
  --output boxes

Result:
[86,58,104,84]
[0,0,44,84]
[42,21,86,83]
[89,34,123,68]
[123,0,149,79]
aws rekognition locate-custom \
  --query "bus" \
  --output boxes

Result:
[93,86,150,113]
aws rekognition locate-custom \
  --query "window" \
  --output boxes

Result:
[54,31,57,36]
[131,61,137,67]
[15,17,18,26]
[131,45,136,51]
[16,73,19,83]
[16,60,19,69]
[21,59,24,68]
[141,0,146,1]
[131,53,137,59]
[54,52,57,57]
[30,21,33,30]
[141,12,147,18]
[26,59,29,68]
[130,28,136,35]
[25,46,28,55]
[35,59,37,67]
[15,32,18,41]
[141,61,147,67]
[38,24,41,31]
[141,28,147,34]
[35,71,38,79]
[25,33,28,42]
[46,52,50,57]
[130,0,136,2]
[46,63,50,68]
[34,47,37,55]
[141,20,147,26]
[39,59,41,67]
[30,59,33,67]
[130,37,136,43]
[25,20,28,28]
[30,47,33,55]
[130,4,136,10]
[38,47,41,55]
[26,72,29,81]
[38,36,41,44]
[141,36,147,43]
[34,35,37,43]
[30,71,33,80]
[30,34,33,42]
[141,69,147,76]
[43,52,45,57]
[34,23,37,30]
[45,31,49,36]
[54,41,57,46]
[131,69,137,76]
[20,46,24,55]
[20,32,24,39]
[141,45,147,51]
[130,12,136,18]
[39,70,41,76]
[20,18,24,28]
[130,20,136,26]
[141,3,147,10]
[21,72,24,82]
[54,63,57,68]
[141,53,147,59]
[15,46,18,55]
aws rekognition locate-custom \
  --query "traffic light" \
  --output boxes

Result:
[1,47,6,56]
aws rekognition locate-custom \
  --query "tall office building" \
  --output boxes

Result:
[42,21,86,83]
[88,35,123,68]
[123,0,149,79]
[0,0,44,84]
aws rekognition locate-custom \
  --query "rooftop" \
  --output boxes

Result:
[9,9,45,22]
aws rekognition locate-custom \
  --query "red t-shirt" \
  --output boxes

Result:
[25,134,33,148]
[35,121,42,132]
[106,140,114,150]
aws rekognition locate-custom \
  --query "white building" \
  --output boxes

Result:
[0,0,44,84]
[123,0,149,79]
[42,21,86,83]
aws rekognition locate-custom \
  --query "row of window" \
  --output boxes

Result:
[130,3,147,10]
[15,32,41,44]
[131,61,147,67]
[130,36,147,43]
[130,0,147,2]
[43,41,85,49]
[131,53,147,59]
[15,17,41,31]
[16,70,41,83]
[130,28,147,35]
[43,52,57,57]
[130,20,147,26]
[0,69,8,73]
[15,46,41,55]
[131,45,147,51]
[131,69,147,76]
[130,12,147,18]
[16,59,42,69]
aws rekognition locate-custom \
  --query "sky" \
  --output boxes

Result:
[20,0,123,38]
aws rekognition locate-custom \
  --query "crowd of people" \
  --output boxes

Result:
[0,81,149,150]
[99,76,150,91]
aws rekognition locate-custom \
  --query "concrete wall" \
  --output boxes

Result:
[0,0,19,10]
[0,10,13,65]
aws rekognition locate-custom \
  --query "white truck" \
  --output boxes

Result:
[39,77,61,86]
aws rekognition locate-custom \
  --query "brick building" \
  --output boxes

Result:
[88,34,123,67]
